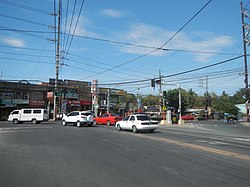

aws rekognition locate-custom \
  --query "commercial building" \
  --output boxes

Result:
[0,80,48,120]
[0,79,129,120]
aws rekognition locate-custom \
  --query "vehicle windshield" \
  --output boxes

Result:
[110,113,119,116]
[137,115,150,121]
[81,112,92,116]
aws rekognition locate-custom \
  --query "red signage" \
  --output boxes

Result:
[29,100,45,106]
[80,100,91,105]
[67,100,91,106]
[68,100,80,106]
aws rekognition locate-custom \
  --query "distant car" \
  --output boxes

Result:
[181,114,194,120]
[94,113,123,126]
[56,112,66,119]
[115,114,159,133]
[61,111,94,127]
[226,115,238,123]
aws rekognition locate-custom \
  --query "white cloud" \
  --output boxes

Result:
[119,23,234,62]
[63,16,97,37]
[1,37,25,47]
[101,9,125,18]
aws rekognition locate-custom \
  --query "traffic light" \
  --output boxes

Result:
[151,79,155,87]
[163,91,167,98]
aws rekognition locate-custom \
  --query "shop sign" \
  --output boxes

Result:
[29,100,45,106]
[65,91,78,98]
[91,80,98,95]
[49,78,64,86]
[1,99,12,105]
[80,100,91,105]
[0,99,15,107]
[68,100,80,106]
[47,91,54,98]
[12,99,29,104]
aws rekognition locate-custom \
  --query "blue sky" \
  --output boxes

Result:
[0,0,249,96]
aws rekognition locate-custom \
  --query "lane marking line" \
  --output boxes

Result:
[133,133,250,161]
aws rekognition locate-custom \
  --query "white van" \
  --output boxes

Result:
[8,108,49,124]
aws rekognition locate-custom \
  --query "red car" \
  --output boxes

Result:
[181,114,194,120]
[94,113,123,126]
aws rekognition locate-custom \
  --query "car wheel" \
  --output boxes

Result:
[132,125,137,133]
[76,121,81,127]
[116,124,121,131]
[13,119,19,124]
[62,120,67,126]
[32,119,37,124]
[107,120,111,126]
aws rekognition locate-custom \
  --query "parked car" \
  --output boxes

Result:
[115,114,159,133]
[94,113,123,126]
[181,114,194,120]
[8,108,49,124]
[61,111,94,127]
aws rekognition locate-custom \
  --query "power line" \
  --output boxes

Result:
[68,53,151,76]
[0,28,239,56]
[0,0,50,14]
[0,13,48,27]
[62,0,70,53]
[64,0,85,59]
[63,0,77,55]
[159,0,212,49]
[97,55,244,86]
[80,0,213,79]
[0,45,54,52]
[0,51,54,58]
[0,26,48,40]
[0,56,54,65]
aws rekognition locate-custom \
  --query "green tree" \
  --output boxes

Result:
[230,89,246,104]
[211,91,240,116]
[166,89,187,114]
[142,94,159,106]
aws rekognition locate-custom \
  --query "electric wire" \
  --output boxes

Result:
[0,26,49,40]
[97,55,244,86]
[63,0,77,56]
[0,0,50,14]
[64,0,85,60]
[0,28,240,56]
[62,0,69,54]
[81,0,213,79]
[0,13,48,27]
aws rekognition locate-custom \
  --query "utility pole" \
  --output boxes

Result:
[53,0,61,121]
[107,89,110,113]
[159,70,162,113]
[205,76,208,120]
[241,1,249,121]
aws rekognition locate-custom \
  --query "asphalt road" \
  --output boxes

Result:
[0,120,250,187]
